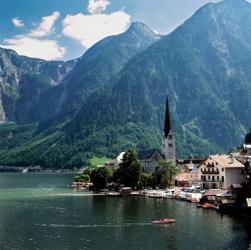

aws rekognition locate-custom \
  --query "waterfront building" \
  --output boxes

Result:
[175,162,200,186]
[162,95,176,162]
[234,130,251,186]
[138,149,164,173]
[198,154,245,190]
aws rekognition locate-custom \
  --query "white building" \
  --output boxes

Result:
[243,144,251,156]
[198,154,245,190]
[106,152,125,170]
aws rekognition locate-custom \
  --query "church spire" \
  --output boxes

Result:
[162,93,176,162]
[164,94,172,138]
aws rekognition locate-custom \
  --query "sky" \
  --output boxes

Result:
[0,0,227,61]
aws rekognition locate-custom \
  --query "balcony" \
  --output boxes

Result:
[201,169,219,175]
[201,180,223,183]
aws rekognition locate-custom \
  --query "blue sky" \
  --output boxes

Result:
[0,0,222,61]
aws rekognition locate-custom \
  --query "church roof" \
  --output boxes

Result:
[138,149,163,160]
[164,95,172,137]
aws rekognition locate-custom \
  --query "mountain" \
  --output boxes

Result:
[0,47,76,122]
[0,0,251,168]
[0,22,161,167]
[61,0,251,158]
[25,22,160,122]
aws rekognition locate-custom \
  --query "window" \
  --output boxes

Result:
[208,176,211,180]
[217,176,219,181]
[222,176,224,182]
[222,168,224,172]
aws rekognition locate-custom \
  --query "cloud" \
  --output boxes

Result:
[62,11,131,48]
[88,0,110,14]
[12,18,24,28]
[30,11,60,37]
[0,37,65,60]
[1,11,65,60]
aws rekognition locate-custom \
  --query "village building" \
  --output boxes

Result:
[198,154,245,190]
[162,95,176,162]
[182,156,205,165]
[106,152,125,171]
[138,149,164,173]
[175,162,200,186]
[243,128,251,156]
[238,129,251,199]
[138,95,176,173]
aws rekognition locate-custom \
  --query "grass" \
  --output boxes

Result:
[90,156,112,167]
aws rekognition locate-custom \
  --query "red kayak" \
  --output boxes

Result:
[152,218,176,224]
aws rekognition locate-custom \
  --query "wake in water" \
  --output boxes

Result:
[35,223,153,228]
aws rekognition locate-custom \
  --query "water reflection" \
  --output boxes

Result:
[0,173,250,250]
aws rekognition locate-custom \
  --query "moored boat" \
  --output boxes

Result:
[202,202,214,209]
[148,191,167,198]
[105,192,121,197]
[152,218,176,224]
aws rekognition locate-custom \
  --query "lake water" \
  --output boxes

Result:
[0,173,251,250]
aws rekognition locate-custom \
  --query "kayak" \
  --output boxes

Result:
[152,218,176,224]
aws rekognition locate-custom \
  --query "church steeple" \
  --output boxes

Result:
[162,93,176,162]
[164,95,172,138]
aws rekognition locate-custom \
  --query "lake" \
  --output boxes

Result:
[0,173,250,250]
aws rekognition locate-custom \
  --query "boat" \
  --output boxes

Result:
[202,202,214,209]
[105,192,121,197]
[152,218,176,224]
[149,191,166,198]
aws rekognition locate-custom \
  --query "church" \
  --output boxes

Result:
[162,95,176,162]
[138,95,176,172]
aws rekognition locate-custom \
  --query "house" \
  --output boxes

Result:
[243,144,251,156]
[175,162,200,187]
[198,154,245,190]
[182,156,205,165]
[106,152,125,170]
[138,149,164,173]
[243,128,251,155]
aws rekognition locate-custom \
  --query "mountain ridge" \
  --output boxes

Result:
[0,0,251,167]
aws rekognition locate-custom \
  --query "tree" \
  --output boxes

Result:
[140,172,154,188]
[117,149,142,188]
[90,167,112,189]
[74,174,90,183]
[155,160,180,188]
